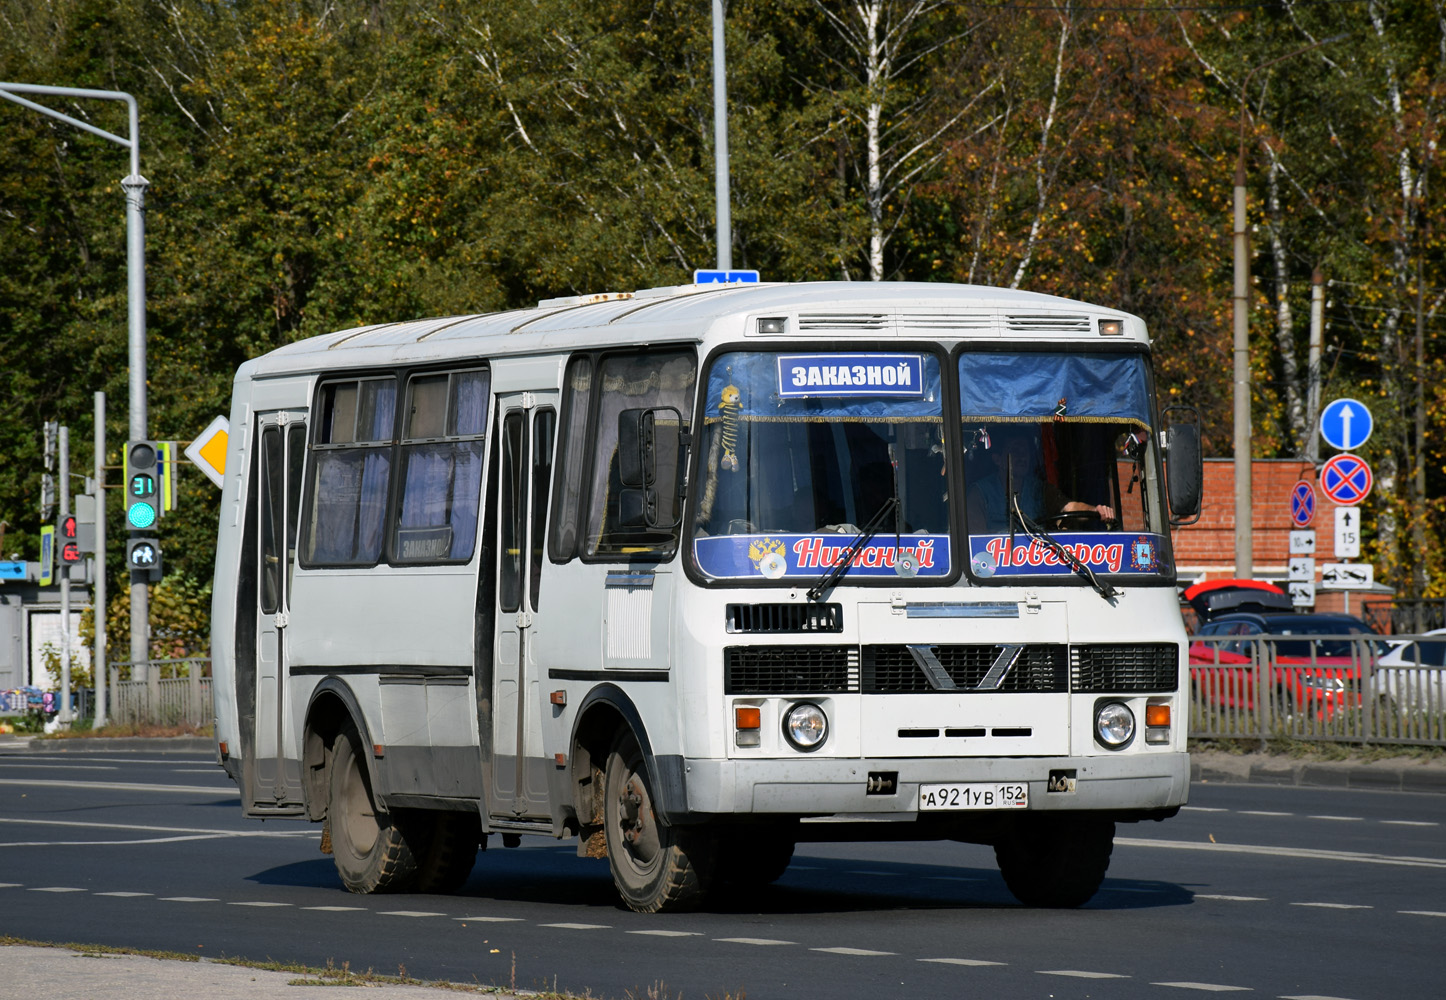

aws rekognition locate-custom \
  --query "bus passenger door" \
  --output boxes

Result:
[251,410,307,811]
[491,392,558,819]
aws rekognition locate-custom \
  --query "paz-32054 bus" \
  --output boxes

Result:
[210,280,1203,912]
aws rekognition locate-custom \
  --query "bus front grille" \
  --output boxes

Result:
[725,603,844,634]
[861,644,1068,693]
[724,645,858,694]
[1070,643,1179,692]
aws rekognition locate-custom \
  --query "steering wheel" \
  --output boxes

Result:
[1041,510,1113,529]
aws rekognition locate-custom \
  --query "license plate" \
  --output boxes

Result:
[918,782,1028,810]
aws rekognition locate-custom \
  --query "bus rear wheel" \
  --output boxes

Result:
[603,731,715,913]
[994,815,1114,908]
[328,726,421,894]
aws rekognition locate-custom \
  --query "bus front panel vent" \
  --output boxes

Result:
[724,645,858,694]
[1071,643,1180,693]
[726,603,844,634]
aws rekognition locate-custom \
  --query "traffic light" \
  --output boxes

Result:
[126,537,162,583]
[126,440,160,530]
[58,513,82,565]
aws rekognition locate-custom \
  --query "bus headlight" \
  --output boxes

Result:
[782,702,828,752]
[1095,701,1135,749]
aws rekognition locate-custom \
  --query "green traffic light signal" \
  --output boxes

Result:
[126,441,159,530]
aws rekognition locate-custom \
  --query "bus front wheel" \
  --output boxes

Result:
[603,731,715,913]
[994,815,1114,908]
[328,726,421,894]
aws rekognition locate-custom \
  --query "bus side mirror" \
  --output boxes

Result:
[618,407,685,530]
[1164,406,1203,525]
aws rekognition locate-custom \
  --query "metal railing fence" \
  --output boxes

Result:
[107,658,212,728]
[1188,633,1445,747]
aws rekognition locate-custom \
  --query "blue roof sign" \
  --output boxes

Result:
[0,561,26,581]
[694,269,760,284]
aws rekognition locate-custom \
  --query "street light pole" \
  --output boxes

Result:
[0,82,150,680]
[711,0,732,271]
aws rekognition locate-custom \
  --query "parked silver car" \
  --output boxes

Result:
[1374,629,1446,715]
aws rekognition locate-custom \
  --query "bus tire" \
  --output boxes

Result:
[603,730,715,913]
[328,726,420,894]
[412,812,483,895]
[994,815,1114,908]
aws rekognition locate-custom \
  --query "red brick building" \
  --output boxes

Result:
[1171,458,1391,616]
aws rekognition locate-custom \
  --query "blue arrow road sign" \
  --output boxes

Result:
[1320,398,1373,451]
[1290,480,1316,527]
[1320,453,1373,505]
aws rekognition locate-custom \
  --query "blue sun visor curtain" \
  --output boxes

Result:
[958,351,1152,426]
[705,351,943,419]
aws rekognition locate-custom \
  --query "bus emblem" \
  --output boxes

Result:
[1129,536,1159,572]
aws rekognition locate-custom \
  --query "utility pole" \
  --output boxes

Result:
[94,392,108,728]
[0,82,150,681]
[1305,269,1324,465]
[58,427,73,727]
[711,0,732,271]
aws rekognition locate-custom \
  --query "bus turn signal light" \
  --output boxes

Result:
[735,706,761,748]
[1145,705,1171,727]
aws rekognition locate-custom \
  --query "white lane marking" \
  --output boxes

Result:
[29,887,86,893]
[1307,815,1363,822]
[173,769,224,774]
[1239,811,1292,817]
[1196,894,1268,902]
[715,938,796,946]
[1118,837,1446,870]
[379,911,445,918]
[0,777,235,796]
[1151,982,1251,992]
[1382,820,1439,827]
[95,892,151,897]
[0,818,315,838]
[1281,995,1363,999]
[304,906,366,912]
[160,897,218,902]
[627,930,701,937]
[1039,970,1129,979]
[919,958,1007,967]
[0,883,23,889]
[1290,902,1372,910]
[812,947,895,956]
[8,756,215,766]
[1399,910,1446,918]
[455,916,524,923]
[0,763,119,771]
[229,901,291,907]
[3,835,247,847]
[1182,806,1228,812]
[539,922,609,930]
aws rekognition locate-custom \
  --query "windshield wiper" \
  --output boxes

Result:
[1011,493,1119,602]
[807,497,900,601]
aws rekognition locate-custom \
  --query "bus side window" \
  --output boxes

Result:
[303,377,397,566]
[393,368,490,563]
[549,356,594,562]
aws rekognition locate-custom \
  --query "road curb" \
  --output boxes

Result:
[11,736,214,753]
[1191,751,1446,794]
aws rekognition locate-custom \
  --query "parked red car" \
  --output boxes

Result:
[1188,611,1381,719]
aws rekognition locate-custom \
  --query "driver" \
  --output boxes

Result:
[966,424,1115,532]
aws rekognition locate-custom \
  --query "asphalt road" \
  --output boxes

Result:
[1,745,1443,1000]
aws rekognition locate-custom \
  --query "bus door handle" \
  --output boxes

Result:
[273,611,289,629]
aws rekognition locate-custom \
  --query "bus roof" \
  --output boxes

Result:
[238,280,1147,380]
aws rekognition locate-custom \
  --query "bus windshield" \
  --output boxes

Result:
[959,350,1171,581]
[692,350,950,582]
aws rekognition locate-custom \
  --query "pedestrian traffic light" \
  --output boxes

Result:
[126,537,162,582]
[126,440,160,530]
[59,514,82,564]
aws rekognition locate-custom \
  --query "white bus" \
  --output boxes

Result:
[210,280,1202,912]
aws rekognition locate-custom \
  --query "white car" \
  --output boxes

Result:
[1374,628,1446,715]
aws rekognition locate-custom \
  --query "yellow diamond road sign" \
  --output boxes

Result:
[185,415,229,489]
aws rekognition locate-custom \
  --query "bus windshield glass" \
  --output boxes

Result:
[959,350,1171,581]
[692,350,950,582]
